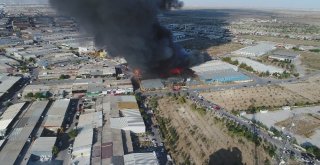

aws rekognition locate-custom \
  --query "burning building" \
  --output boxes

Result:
[49,0,210,78]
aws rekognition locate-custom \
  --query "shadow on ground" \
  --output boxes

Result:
[209,147,244,165]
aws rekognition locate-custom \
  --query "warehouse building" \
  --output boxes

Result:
[191,60,251,83]
[198,69,251,83]
[0,75,21,100]
[0,102,25,138]
[140,79,164,90]
[268,50,299,63]
[43,99,70,133]
[233,57,284,74]
[192,60,238,73]
[72,128,94,165]
[0,101,49,165]
[29,137,57,162]
[124,153,159,165]
[232,42,276,57]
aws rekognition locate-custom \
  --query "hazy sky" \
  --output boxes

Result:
[183,0,320,10]
[0,0,319,10]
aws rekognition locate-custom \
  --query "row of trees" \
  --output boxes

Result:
[25,92,51,99]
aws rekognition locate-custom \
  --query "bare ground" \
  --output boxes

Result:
[157,97,271,165]
[276,114,320,138]
[201,85,312,111]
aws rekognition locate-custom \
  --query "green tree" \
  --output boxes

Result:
[52,146,59,156]
[68,129,78,139]
[26,92,34,98]
[59,74,70,79]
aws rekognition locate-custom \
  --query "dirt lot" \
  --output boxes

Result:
[157,97,271,165]
[281,78,320,103]
[300,51,320,71]
[201,85,312,111]
[117,102,139,109]
[206,43,245,57]
[276,114,320,138]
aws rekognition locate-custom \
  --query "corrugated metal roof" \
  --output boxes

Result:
[124,153,158,165]
[46,99,70,116]
[30,137,57,157]
[0,102,25,131]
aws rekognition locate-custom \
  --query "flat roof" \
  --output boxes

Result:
[0,101,48,165]
[141,79,164,89]
[73,128,93,154]
[0,76,21,93]
[124,153,158,165]
[77,111,103,129]
[0,102,25,130]
[46,99,70,116]
[30,137,57,157]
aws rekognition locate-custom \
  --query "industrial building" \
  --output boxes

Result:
[232,42,276,57]
[0,102,25,138]
[233,57,284,74]
[198,69,251,83]
[192,60,238,73]
[43,99,70,133]
[110,109,146,134]
[268,50,299,62]
[140,79,164,90]
[124,153,159,165]
[29,137,57,162]
[0,75,21,100]
[77,111,103,129]
[109,96,146,134]
[0,101,48,165]
[72,128,94,165]
[191,60,251,83]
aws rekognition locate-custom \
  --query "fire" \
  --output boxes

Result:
[169,67,183,75]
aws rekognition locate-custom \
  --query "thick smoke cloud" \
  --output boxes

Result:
[50,0,210,76]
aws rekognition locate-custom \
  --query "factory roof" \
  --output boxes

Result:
[77,111,103,129]
[0,76,21,93]
[30,137,57,157]
[198,69,251,83]
[0,102,25,131]
[46,99,70,116]
[141,79,164,90]
[0,101,48,165]
[232,41,276,57]
[110,109,145,134]
[124,153,159,165]
[73,128,93,155]
[192,60,238,73]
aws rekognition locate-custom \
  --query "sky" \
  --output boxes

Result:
[0,0,319,10]
[183,0,320,10]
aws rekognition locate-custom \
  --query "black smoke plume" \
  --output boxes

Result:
[50,0,210,77]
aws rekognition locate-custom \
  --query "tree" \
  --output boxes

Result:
[68,129,78,139]
[266,71,270,76]
[28,57,36,63]
[26,92,34,98]
[52,146,59,156]
[34,92,44,99]
[59,74,70,79]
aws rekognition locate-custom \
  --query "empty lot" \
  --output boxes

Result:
[202,85,312,111]
[157,97,271,165]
